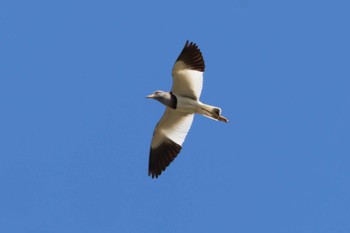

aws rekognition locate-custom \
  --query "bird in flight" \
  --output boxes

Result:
[147,40,229,178]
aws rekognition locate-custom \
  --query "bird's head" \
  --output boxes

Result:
[146,90,176,109]
[146,90,167,100]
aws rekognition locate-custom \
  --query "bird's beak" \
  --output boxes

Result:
[146,94,155,99]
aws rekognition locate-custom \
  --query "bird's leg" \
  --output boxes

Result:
[212,109,229,123]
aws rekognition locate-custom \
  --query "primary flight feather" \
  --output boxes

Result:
[147,41,228,178]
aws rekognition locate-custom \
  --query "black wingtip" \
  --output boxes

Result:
[176,40,205,72]
[148,139,182,179]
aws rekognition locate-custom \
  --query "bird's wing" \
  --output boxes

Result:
[171,41,205,100]
[149,107,194,178]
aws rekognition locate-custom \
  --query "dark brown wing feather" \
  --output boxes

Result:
[148,138,182,178]
[175,40,205,72]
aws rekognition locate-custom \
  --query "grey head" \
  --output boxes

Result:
[146,90,177,109]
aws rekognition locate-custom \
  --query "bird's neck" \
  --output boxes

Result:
[158,92,177,109]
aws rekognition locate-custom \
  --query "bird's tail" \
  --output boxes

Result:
[199,103,229,123]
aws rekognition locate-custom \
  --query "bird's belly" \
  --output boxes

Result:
[175,96,201,114]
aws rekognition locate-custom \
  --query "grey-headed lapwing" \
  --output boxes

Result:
[147,41,228,178]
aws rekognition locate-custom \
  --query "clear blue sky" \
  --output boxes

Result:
[1,1,349,232]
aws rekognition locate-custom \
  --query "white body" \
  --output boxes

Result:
[175,95,202,114]
[175,94,222,119]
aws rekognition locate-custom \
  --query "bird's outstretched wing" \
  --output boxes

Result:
[171,41,205,100]
[149,108,194,178]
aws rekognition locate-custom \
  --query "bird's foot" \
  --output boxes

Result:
[218,115,229,123]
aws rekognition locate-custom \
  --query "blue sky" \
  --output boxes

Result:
[1,0,349,232]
